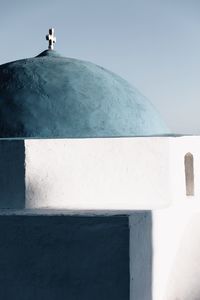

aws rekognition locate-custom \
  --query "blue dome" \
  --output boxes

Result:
[0,50,170,138]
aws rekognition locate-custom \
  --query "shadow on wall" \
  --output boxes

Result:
[0,140,25,208]
[130,212,152,300]
[0,215,130,300]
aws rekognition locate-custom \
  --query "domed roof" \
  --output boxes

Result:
[0,50,170,139]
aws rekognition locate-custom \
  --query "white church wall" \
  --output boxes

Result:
[2,136,200,299]
[129,212,152,300]
[25,137,170,211]
[0,140,25,208]
[165,213,200,299]
[153,136,200,300]
[170,136,200,203]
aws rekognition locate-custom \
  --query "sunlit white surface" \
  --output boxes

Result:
[25,137,170,210]
[153,136,200,300]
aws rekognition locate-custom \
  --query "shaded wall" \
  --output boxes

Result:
[0,215,129,300]
[0,140,25,208]
[130,212,152,300]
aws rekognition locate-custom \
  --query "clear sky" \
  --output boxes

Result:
[0,0,199,134]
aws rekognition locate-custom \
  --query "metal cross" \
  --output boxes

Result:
[46,28,56,50]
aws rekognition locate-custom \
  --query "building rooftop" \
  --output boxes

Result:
[0,49,170,139]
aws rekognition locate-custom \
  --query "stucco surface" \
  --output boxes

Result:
[153,136,200,300]
[0,215,129,300]
[0,137,170,210]
[0,140,25,208]
[164,214,200,300]
[25,137,170,210]
[130,212,152,300]
[0,50,169,138]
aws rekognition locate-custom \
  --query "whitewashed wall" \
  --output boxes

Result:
[2,136,200,299]
[25,137,170,211]
[153,136,200,300]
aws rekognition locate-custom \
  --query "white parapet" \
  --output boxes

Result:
[25,137,171,211]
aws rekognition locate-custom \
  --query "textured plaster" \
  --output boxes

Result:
[0,213,153,300]
[0,215,130,300]
[25,137,170,210]
[0,50,169,139]
[0,140,25,208]
[0,137,170,210]
[153,136,200,300]
[130,212,152,300]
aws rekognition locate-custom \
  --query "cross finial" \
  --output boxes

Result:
[46,28,56,50]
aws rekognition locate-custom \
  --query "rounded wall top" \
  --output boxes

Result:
[0,50,170,139]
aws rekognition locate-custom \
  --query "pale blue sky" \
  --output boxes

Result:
[0,0,200,134]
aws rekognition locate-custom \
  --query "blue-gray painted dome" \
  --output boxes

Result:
[0,50,170,138]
